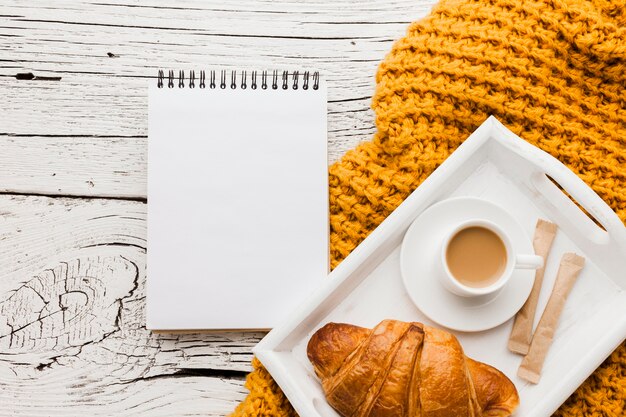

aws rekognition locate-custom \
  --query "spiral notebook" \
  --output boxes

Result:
[147,69,328,331]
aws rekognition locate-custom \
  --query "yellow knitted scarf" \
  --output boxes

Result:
[231,0,626,415]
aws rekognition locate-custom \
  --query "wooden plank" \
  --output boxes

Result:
[0,372,248,416]
[0,114,376,198]
[0,194,262,414]
[1,71,377,139]
[0,101,375,198]
[0,135,147,199]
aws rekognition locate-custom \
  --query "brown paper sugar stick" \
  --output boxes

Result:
[518,253,585,384]
[508,219,557,355]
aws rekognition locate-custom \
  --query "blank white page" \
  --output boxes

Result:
[147,75,328,330]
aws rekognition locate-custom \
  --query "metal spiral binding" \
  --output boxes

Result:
[157,69,320,90]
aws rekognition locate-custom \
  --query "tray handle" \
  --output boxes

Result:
[531,158,625,246]
[490,117,626,249]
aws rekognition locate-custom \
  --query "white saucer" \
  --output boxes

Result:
[400,197,535,332]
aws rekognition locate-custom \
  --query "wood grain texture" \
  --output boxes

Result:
[0,194,263,415]
[0,0,438,197]
[0,0,437,415]
[0,134,147,199]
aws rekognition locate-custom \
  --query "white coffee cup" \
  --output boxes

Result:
[439,219,543,297]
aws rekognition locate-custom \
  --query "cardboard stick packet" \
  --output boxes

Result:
[508,219,558,354]
[518,253,585,384]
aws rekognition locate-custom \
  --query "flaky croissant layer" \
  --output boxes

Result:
[307,320,519,417]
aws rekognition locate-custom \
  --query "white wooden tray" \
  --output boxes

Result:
[254,116,626,417]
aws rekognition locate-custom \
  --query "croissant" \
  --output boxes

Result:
[307,320,519,417]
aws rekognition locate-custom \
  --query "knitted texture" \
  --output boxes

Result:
[230,0,626,416]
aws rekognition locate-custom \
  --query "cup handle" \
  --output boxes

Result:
[515,254,544,270]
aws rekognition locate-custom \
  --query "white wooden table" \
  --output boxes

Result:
[0,1,438,415]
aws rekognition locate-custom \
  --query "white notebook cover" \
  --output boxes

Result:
[147,73,328,330]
